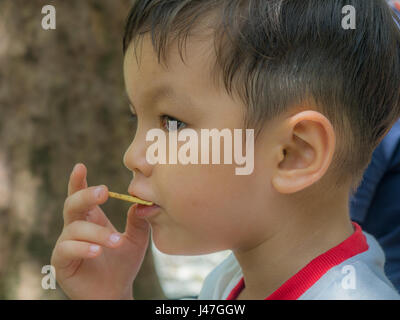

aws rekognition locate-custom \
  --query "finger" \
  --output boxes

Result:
[124,204,150,247]
[52,240,102,269]
[68,163,88,197]
[63,185,108,226]
[62,220,123,249]
[86,206,118,233]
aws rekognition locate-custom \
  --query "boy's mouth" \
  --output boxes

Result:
[127,188,157,207]
[127,188,161,218]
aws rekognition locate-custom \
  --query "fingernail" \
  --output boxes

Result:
[94,186,104,199]
[109,233,121,244]
[89,245,100,253]
[73,163,80,172]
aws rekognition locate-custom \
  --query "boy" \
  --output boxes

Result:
[51,0,400,299]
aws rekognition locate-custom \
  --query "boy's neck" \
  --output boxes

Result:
[233,189,354,300]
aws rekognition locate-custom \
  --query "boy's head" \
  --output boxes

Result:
[122,0,400,255]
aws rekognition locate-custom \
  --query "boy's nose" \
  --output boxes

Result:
[123,138,153,177]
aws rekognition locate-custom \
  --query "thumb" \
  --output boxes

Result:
[124,204,151,247]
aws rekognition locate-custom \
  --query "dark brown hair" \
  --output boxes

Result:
[123,0,400,192]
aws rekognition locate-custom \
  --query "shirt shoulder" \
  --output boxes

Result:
[197,230,400,300]
[197,252,242,300]
[299,232,400,300]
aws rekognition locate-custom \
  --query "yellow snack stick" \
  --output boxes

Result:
[108,191,153,206]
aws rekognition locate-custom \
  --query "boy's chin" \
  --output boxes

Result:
[151,229,221,256]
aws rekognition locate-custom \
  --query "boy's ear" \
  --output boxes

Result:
[271,110,335,194]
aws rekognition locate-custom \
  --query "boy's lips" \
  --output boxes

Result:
[128,188,161,218]
[127,188,157,206]
[135,202,161,219]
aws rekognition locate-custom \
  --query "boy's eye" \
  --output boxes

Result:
[160,115,186,131]
[128,113,138,127]
[128,113,186,132]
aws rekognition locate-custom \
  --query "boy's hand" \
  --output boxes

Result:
[51,163,150,299]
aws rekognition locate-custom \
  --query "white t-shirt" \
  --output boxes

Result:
[197,223,400,300]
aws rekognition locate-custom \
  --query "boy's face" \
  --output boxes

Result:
[123,34,279,255]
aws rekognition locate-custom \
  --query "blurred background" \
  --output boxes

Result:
[0,0,230,299]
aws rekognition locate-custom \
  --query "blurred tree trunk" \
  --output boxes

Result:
[0,0,166,299]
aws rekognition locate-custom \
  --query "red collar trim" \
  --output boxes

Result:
[226,222,369,300]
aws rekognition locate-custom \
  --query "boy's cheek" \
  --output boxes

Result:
[177,196,247,230]
[160,162,257,210]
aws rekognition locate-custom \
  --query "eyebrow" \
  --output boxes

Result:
[125,84,196,113]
